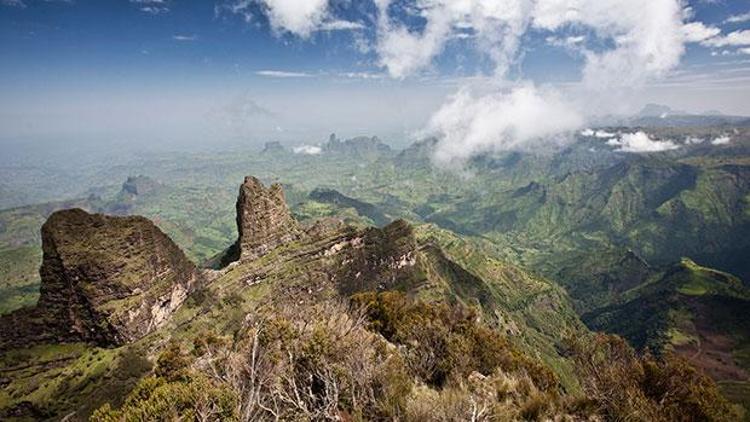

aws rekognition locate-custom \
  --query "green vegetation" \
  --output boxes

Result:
[1,129,749,417]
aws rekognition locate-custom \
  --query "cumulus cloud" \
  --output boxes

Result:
[222,0,361,38]
[373,0,532,79]
[238,0,699,165]
[424,0,690,164]
[702,29,750,47]
[682,21,721,43]
[260,0,329,37]
[580,128,617,138]
[319,20,365,31]
[607,132,679,153]
[534,0,687,90]
[426,84,583,167]
[725,12,750,24]
[711,135,731,145]
[293,145,322,155]
[130,0,169,14]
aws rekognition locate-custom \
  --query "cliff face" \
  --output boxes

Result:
[236,176,301,261]
[0,209,202,348]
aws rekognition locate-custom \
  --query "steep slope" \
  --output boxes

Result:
[583,258,750,405]
[0,209,203,349]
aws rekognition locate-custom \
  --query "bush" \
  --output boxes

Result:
[567,333,739,422]
[351,291,558,391]
[91,375,238,421]
[154,341,190,381]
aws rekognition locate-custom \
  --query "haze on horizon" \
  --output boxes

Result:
[1,0,749,154]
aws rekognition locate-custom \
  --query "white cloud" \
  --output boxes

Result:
[261,0,328,37]
[229,0,698,165]
[702,30,750,47]
[532,0,686,88]
[682,21,721,43]
[581,129,617,139]
[256,70,313,78]
[427,84,583,167]
[293,145,322,155]
[172,34,198,41]
[546,35,586,49]
[222,0,361,38]
[319,20,365,31]
[1,0,25,6]
[373,0,531,79]
[130,0,169,14]
[416,0,688,164]
[711,135,731,145]
[607,131,679,153]
[685,136,704,145]
[725,12,750,24]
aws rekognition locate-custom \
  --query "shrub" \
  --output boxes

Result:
[567,333,739,422]
[351,291,558,391]
[154,341,190,381]
[90,375,238,421]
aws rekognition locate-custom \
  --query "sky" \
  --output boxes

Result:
[1,0,749,154]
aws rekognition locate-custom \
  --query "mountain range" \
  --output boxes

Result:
[0,127,748,419]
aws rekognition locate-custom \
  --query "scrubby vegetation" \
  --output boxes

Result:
[567,333,739,421]
[90,292,736,421]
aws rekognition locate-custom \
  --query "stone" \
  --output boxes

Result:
[0,209,202,348]
[236,176,301,260]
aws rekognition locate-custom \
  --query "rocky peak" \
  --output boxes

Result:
[121,175,161,197]
[262,141,286,154]
[1,208,202,348]
[236,176,301,260]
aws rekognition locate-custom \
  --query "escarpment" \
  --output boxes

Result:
[0,209,203,348]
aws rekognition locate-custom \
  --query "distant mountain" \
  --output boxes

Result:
[323,133,392,159]
[638,103,688,117]
[592,105,750,128]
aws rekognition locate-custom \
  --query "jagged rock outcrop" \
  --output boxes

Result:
[106,175,164,215]
[262,141,286,154]
[322,134,392,159]
[121,175,162,197]
[0,209,202,348]
[236,176,302,260]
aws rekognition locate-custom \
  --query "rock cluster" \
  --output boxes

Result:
[0,209,201,348]
[0,175,414,350]
[236,176,301,260]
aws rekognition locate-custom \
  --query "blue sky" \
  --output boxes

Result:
[1,0,749,148]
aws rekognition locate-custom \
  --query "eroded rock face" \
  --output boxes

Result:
[0,209,202,348]
[332,219,420,295]
[236,176,301,260]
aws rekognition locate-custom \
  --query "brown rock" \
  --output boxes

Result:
[0,209,202,348]
[236,176,301,260]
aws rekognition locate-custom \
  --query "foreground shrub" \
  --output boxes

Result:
[90,374,238,421]
[351,291,558,391]
[567,333,739,422]
[219,300,413,420]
